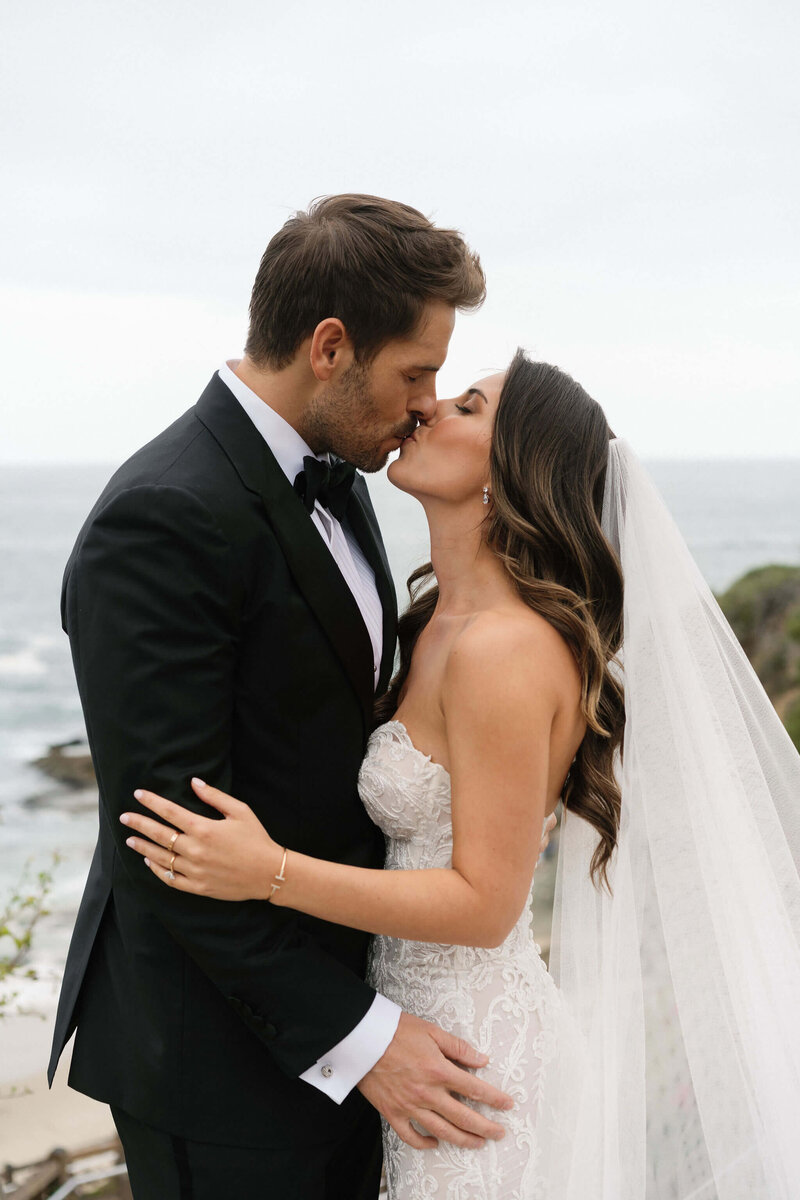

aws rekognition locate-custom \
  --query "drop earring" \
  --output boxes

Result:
[482,486,490,506]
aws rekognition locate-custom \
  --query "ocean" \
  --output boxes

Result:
[1,458,799,1077]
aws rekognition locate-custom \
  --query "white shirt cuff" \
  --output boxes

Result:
[298,992,402,1104]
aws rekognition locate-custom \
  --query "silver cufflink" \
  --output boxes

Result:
[321,1064,333,1078]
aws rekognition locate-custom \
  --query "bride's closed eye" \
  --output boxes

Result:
[455,387,489,414]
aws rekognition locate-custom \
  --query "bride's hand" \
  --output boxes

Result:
[120,779,282,901]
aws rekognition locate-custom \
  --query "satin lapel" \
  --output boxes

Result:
[346,475,399,697]
[195,375,375,731]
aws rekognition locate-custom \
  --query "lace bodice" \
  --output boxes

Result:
[357,721,585,1200]
[358,720,454,857]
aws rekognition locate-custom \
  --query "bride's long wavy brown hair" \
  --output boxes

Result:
[375,348,626,891]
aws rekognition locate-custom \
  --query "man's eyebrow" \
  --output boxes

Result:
[467,387,489,404]
[410,364,442,373]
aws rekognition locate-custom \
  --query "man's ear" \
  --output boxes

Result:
[309,318,354,382]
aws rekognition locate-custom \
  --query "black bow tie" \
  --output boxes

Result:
[293,456,356,521]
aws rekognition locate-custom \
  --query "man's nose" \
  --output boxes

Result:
[409,387,437,424]
[418,396,447,428]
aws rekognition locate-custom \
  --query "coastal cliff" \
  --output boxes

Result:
[717,564,800,750]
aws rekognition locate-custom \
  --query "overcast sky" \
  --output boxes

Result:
[2,0,798,463]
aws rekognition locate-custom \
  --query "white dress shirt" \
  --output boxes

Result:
[218,361,401,1103]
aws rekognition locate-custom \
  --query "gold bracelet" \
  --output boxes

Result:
[268,847,288,902]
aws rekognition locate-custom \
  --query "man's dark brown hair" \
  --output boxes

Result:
[245,194,486,369]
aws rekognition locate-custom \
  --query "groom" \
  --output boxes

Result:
[48,195,517,1198]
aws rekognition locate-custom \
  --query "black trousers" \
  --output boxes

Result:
[111,1102,383,1200]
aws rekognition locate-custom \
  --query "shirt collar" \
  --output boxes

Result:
[218,360,327,483]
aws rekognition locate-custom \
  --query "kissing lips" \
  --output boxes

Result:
[393,424,418,451]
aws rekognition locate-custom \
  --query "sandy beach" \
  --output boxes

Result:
[0,1038,115,1167]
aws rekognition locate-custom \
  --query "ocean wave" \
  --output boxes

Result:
[0,649,48,680]
[0,634,58,681]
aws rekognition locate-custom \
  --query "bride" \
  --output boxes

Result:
[121,350,800,1198]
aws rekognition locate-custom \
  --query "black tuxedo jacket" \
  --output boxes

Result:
[47,373,398,1149]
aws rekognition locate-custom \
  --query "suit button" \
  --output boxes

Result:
[321,1064,333,1079]
[263,1023,277,1039]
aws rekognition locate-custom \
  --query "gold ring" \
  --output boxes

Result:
[169,852,177,873]
[168,831,179,852]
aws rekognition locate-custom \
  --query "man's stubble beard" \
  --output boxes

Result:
[299,362,416,473]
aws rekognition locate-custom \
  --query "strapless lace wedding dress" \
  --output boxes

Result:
[358,721,588,1200]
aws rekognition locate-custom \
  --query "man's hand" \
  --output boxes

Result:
[357,1012,513,1150]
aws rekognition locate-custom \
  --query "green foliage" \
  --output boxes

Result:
[0,854,60,1020]
[785,604,800,646]
[717,564,800,649]
[717,564,800,702]
[785,695,800,751]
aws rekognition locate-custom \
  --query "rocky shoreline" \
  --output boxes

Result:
[25,740,97,813]
[32,739,95,790]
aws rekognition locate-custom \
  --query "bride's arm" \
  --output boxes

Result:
[276,621,557,947]
[123,620,560,948]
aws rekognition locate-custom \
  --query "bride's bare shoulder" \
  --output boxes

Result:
[444,607,580,709]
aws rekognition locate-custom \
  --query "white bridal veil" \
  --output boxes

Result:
[544,439,800,1199]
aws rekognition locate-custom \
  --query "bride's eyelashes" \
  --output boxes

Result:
[455,403,474,414]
